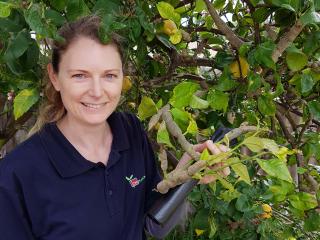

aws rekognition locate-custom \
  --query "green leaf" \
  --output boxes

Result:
[193,208,209,230]
[304,211,320,231]
[49,0,66,11]
[243,136,264,152]
[157,121,174,149]
[308,100,320,121]
[207,89,229,112]
[138,96,157,120]
[258,95,276,116]
[200,148,210,161]
[24,4,48,36]
[93,0,120,15]
[288,192,318,211]
[156,2,181,25]
[66,0,90,21]
[13,88,39,120]
[213,0,226,9]
[169,82,199,109]
[220,189,241,202]
[186,118,198,136]
[316,0,320,11]
[235,194,251,212]
[300,74,314,94]
[195,0,206,12]
[189,95,209,109]
[247,72,262,93]
[257,158,292,182]
[45,9,66,26]
[171,108,189,132]
[232,162,251,185]
[0,1,12,18]
[209,218,217,238]
[301,10,320,26]
[252,7,271,23]
[253,41,276,69]
[215,68,238,91]
[286,47,308,71]
[4,30,30,61]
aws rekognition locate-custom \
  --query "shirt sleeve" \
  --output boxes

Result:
[0,186,35,240]
[0,160,35,240]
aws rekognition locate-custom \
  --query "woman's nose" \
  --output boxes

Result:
[89,78,103,97]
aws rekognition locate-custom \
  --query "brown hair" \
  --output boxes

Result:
[29,15,124,135]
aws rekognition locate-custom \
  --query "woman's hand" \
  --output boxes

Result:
[176,140,230,184]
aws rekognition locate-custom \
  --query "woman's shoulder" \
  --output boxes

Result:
[111,111,144,132]
[0,130,46,174]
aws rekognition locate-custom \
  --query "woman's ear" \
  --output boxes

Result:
[47,63,60,91]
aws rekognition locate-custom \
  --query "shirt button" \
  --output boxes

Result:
[105,171,109,176]
[108,190,113,195]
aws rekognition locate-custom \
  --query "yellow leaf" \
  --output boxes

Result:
[262,203,272,213]
[169,30,182,44]
[195,228,205,236]
[229,57,250,78]
[122,76,132,92]
[163,19,178,36]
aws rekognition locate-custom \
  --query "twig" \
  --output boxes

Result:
[297,117,312,146]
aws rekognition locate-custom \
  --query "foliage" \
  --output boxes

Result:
[0,0,319,239]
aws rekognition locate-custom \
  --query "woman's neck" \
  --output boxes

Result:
[56,115,111,152]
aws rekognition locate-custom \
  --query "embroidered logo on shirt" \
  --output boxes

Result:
[125,174,145,188]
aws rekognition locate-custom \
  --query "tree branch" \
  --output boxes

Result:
[272,20,304,63]
[275,111,295,147]
[204,0,244,49]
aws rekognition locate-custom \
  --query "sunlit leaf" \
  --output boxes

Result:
[157,121,174,149]
[156,1,180,25]
[13,88,39,120]
[170,82,199,109]
[231,162,251,185]
[207,89,229,112]
[189,95,209,109]
[138,96,157,120]
[257,158,292,182]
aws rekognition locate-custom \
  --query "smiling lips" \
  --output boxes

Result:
[81,102,107,109]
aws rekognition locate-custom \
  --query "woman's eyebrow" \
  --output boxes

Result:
[67,69,89,74]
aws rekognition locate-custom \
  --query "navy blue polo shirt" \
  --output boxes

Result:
[0,112,162,240]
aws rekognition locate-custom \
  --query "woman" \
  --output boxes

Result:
[0,16,228,240]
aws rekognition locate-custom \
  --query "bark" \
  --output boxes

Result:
[204,0,244,49]
[272,20,304,63]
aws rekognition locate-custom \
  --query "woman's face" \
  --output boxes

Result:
[48,37,123,127]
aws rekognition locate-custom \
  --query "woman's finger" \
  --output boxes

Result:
[176,142,207,169]
[206,140,222,155]
[199,175,216,184]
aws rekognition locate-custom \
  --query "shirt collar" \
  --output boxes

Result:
[38,112,130,178]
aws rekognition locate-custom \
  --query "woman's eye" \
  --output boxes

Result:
[72,74,86,79]
[105,74,117,80]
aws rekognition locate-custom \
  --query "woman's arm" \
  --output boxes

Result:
[0,186,35,240]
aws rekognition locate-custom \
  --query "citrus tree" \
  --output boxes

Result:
[0,0,319,239]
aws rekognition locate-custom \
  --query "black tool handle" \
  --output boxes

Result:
[148,127,234,225]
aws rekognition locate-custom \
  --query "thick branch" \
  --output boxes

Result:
[275,111,295,147]
[204,0,244,49]
[276,102,320,126]
[161,104,199,160]
[272,20,304,63]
